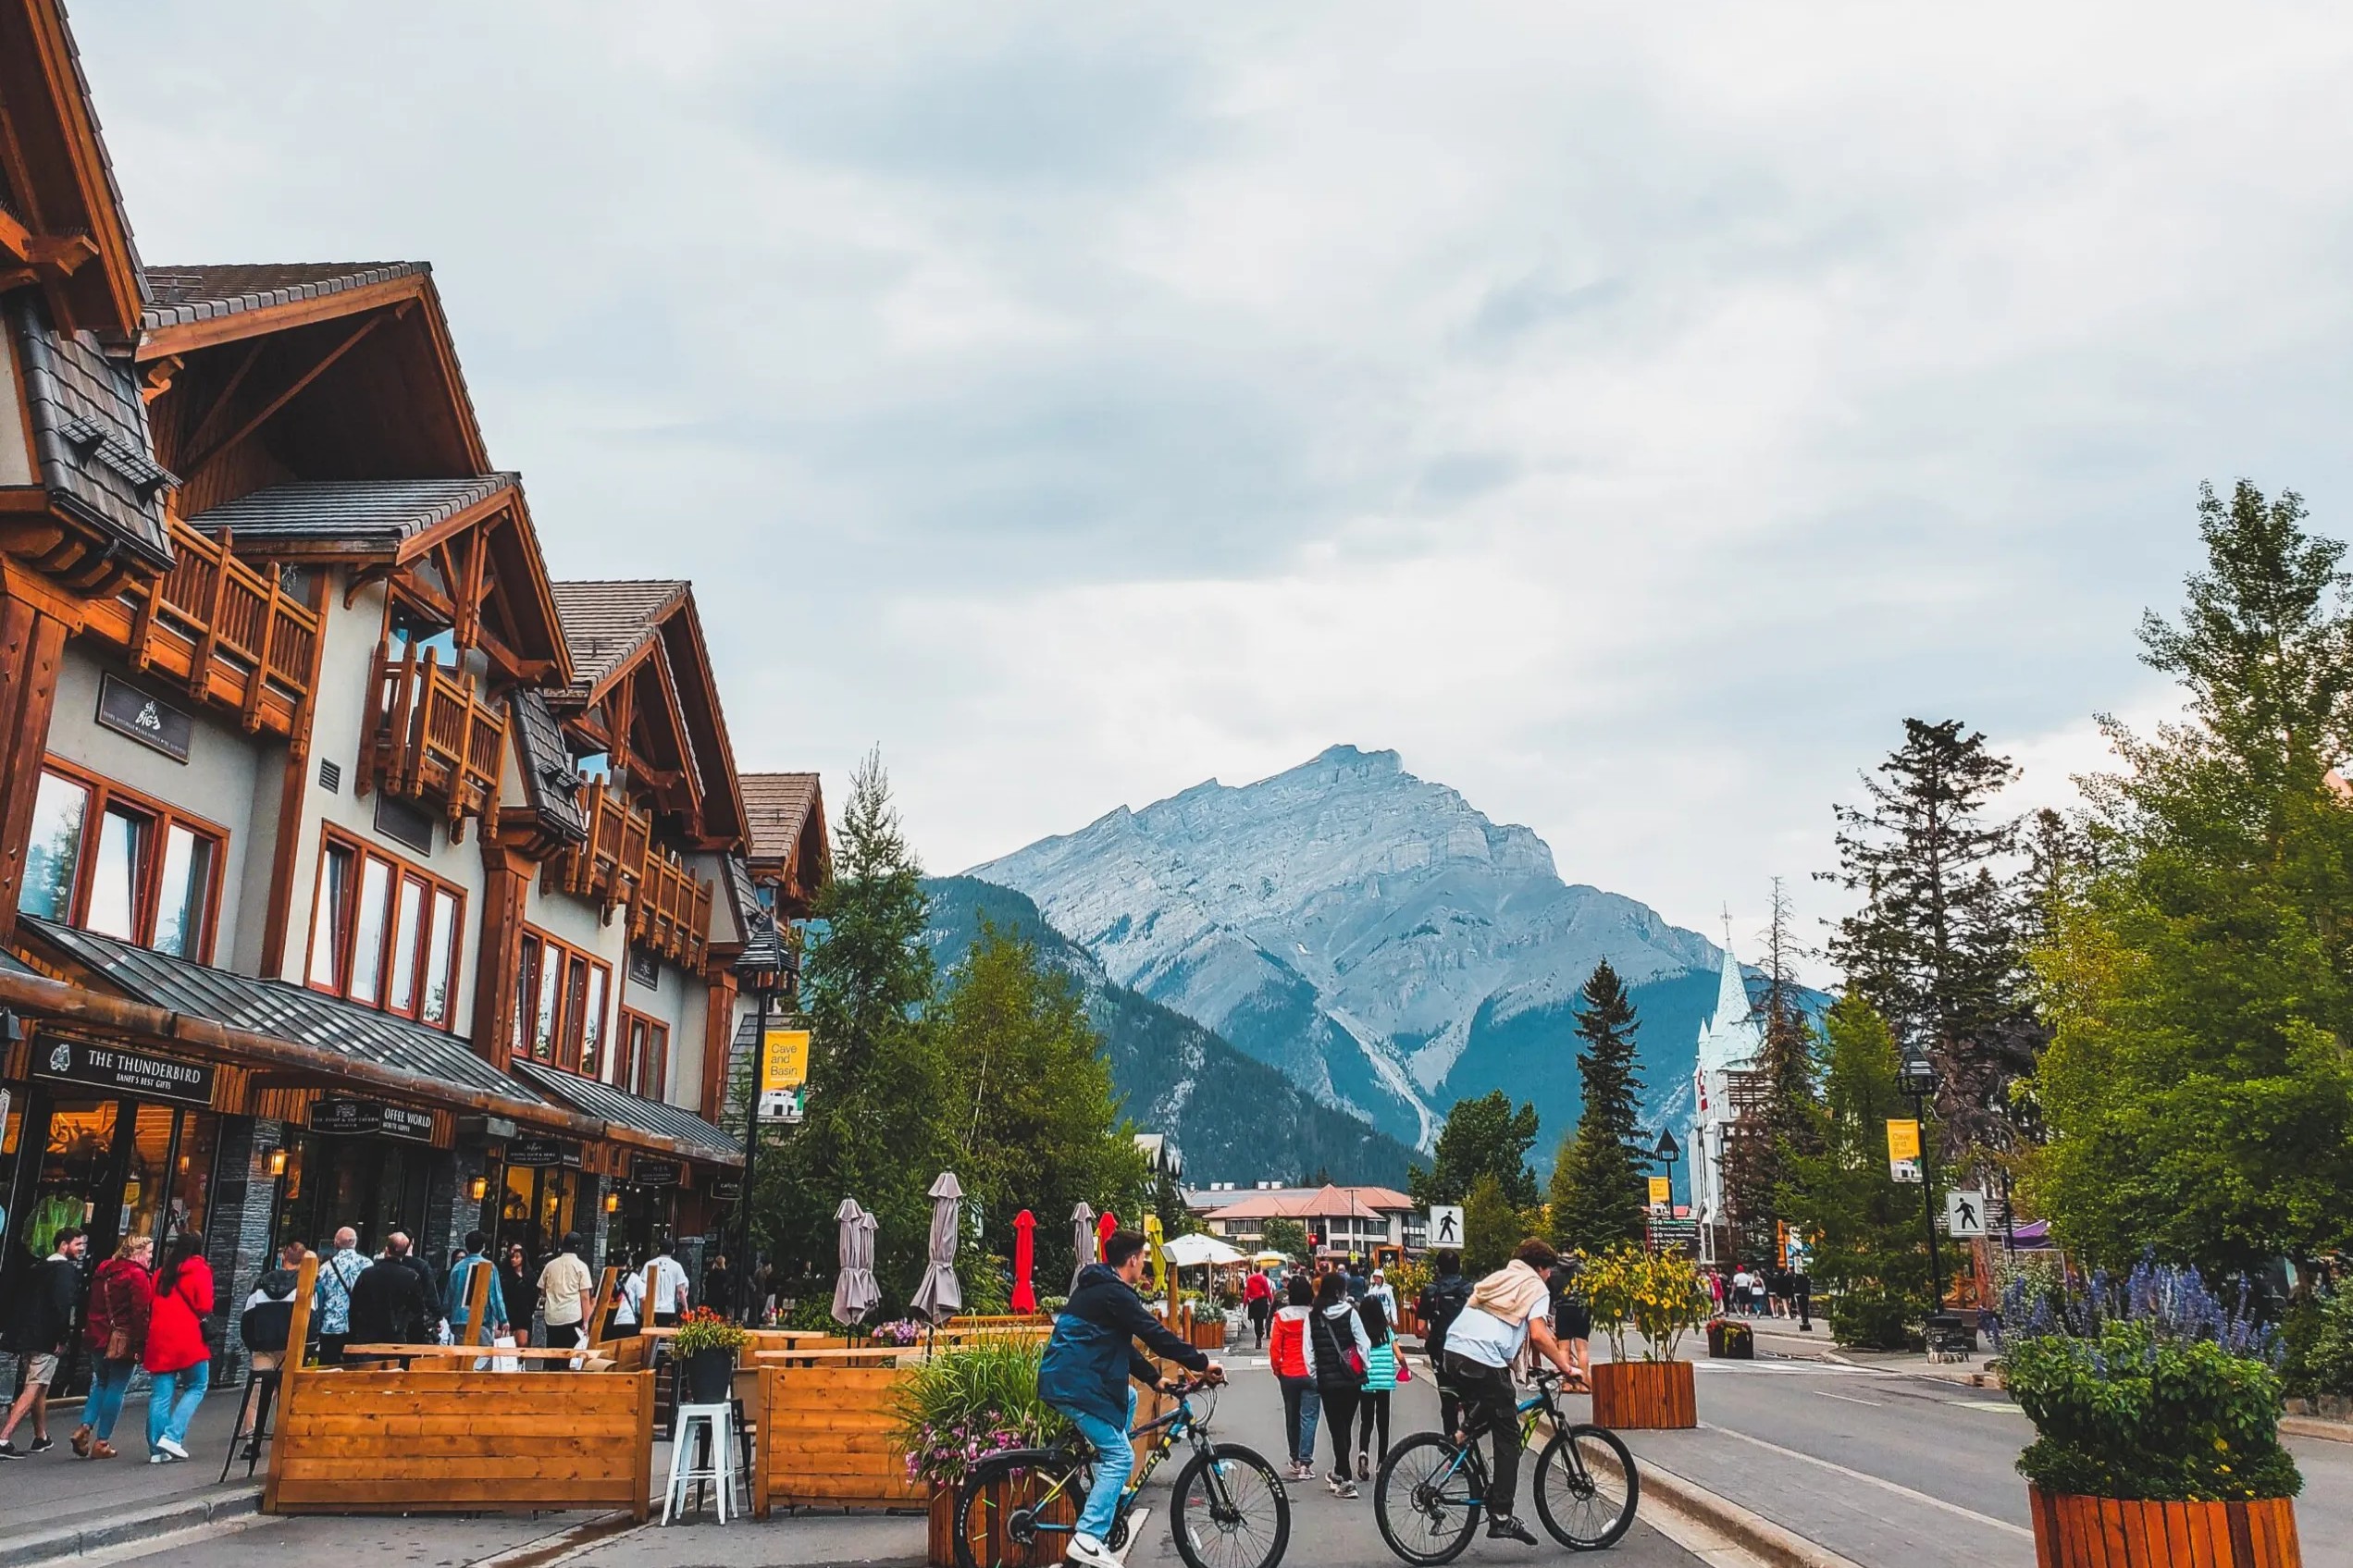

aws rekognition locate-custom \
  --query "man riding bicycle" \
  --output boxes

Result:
[1439,1238,1589,1547]
[1038,1228,1225,1568]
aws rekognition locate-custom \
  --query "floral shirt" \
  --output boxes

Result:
[314,1246,368,1336]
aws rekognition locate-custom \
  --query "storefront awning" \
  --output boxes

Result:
[510,1058,741,1166]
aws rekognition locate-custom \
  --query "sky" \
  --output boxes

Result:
[74,4,2353,971]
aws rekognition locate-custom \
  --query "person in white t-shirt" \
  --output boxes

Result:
[1731,1266,1756,1318]
[641,1241,690,1327]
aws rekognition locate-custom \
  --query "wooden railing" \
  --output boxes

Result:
[356,642,505,839]
[630,848,711,969]
[548,777,712,968]
[85,522,321,740]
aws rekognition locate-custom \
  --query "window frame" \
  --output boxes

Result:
[617,1006,668,1101]
[304,826,465,1028]
[512,924,613,1076]
[22,758,226,962]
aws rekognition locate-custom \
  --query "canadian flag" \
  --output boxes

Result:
[1693,1066,1709,1116]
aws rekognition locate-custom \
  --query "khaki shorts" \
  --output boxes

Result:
[22,1352,60,1387]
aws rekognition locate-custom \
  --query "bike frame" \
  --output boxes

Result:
[1430,1379,1586,1500]
[976,1389,1211,1547]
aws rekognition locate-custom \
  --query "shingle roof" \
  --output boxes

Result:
[55,2,148,305]
[184,475,514,550]
[25,917,535,1105]
[550,580,688,696]
[8,296,174,569]
[508,686,588,844]
[140,262,428,332]
[510,1059,742,1165]
[741,773,822,864]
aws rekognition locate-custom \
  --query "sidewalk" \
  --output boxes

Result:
[0,1383,264,1564]
[1731,1315,2002,1387]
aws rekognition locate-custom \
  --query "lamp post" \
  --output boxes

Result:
[733,908,795,1325]
[1898,1043,1944,1315]
[1653,1128,1680,1253]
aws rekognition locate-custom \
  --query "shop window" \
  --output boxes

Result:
[15,763,224,961]
[306,829,464,1027]
[513,927,612,1075]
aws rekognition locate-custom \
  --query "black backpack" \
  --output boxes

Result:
[1419,1274,1473,1359]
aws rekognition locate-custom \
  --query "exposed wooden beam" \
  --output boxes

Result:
[173,339,265,467]
[180,307,400,485]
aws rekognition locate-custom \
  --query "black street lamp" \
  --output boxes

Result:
[1898,1043,1944,1315]
[733,908,796,1325]
[1652,1129,1680,1253]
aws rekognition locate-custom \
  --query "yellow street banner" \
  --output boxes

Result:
[762,1027,811,1092]
[1885,1118,1920,1163]
[1647,1176,1672,1207]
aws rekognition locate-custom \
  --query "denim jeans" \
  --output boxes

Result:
[1068,1387,1137,1544]
[86,1359,134,1440]
[1277,1375,1320,1466]
[147,1361,210,1452]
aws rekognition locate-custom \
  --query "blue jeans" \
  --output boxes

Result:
[147,1361,209,1452]
[86,1359,134,1441]
[1067,1388,1137,1545]
[1278,1375,1320,1465]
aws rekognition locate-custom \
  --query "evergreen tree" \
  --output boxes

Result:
[2029,481,2353,1273]
[1822,718,2039,1159]
[1410,1091,1542,1210]
[1463,1171,1522,1277]
[1548,961,1648,1255]
[1721,882,1822,1263]
[1782,995,1936,1348]
[754,752,950,1307]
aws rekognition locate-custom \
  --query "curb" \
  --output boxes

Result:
[2281,1416,2353,1446]
[0,1488,262,1568]
[1630,1453,1869,1568]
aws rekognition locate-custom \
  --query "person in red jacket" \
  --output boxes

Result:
[1244,1266,1274,1349]
[142,1232,213,1463]
[1268,1274,1320,1482]
[72,1234,155,1460]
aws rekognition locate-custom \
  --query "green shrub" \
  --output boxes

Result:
[2004,1323,2299,1501]
[1830,1288,1919,1350]
[2282,1290,2353,1399]
[886,1337,1071,1488]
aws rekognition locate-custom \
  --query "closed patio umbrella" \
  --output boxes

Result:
[1011,1209,1037,1314]
[832,1199,880,1327]
[910,1171,964,1324]
[1070,1203,1096,1291]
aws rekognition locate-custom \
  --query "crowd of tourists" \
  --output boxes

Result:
[1706,1261,1813,1325]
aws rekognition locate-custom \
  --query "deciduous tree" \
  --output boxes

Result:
[1411,1090,1542,1211]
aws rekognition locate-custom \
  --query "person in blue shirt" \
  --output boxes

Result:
[1037,1229,1221,1568]
[446,1229,509,1348]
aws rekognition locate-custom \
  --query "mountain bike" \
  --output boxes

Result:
[951,1375,1291,1568]
[1373,1369,1637,1561]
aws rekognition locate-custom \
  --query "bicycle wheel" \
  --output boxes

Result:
[1373,1432,1480,1565]
[1531,1424,1639,1550]
[1170,1441,1290,1568]
[953,1451,1084,1568]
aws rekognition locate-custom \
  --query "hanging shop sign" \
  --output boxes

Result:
[503,1137,581,1169]
[95,674,193,762]
[36,1038,214,1107]
[308,1097,436,1143]
[631,1156,682,1187]
[707,1179,742,1202]
[1886,1118,1923,1183]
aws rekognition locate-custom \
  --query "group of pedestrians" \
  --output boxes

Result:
[1266,1272,1404,1499]
[1710,1262,1812,1325]
[0,1228,214,1464]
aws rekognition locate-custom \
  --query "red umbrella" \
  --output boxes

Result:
[1097,1210,1119,1253]
[1011,1209,1037,1313]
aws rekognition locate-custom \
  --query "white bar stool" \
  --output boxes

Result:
[663,1402,741,1524]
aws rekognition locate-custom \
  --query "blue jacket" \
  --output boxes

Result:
[1038,1264,1207,1428]
[447,1254,508,1339]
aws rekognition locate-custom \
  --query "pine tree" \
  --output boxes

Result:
[1463,1172,1521,1277]
[1720,883,1822,1263]
[1821,719,2038,1160]
[1410,1091,1542,1210]
[1548,961,1648,1255]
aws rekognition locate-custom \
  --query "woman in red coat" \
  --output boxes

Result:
[142,1232,213,1463]
[71,1234,155,1459]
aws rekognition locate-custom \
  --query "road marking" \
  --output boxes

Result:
[1700,1423,2035,1539]
[1813,1390,1884,1406]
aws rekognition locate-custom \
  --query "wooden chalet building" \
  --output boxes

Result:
[0,0,822,1386]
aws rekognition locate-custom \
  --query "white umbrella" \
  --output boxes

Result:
[1165,1232,1245,1268]
[910,1172,964,1323]
[832,1199,880,1327]
[1070,1203,1097,1291]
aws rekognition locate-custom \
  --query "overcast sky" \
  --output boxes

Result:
[76,5,2353,969]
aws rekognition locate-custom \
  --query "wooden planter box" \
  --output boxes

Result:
[928,1474,1074,1567]
[1590,1359,1697,1429]
[2028,1488,2301,1568]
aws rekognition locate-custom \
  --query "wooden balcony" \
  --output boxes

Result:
[630,848,712,970]
[81,522,322,741]
[547,778,711,968]
[357,641,505,839]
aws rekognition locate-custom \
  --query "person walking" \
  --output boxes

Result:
[447,1230,510,1349]
[499,1242,536,1351]
[1303,1271,1372,1499]
[1244,1266,1273,1349]
[1366,1268,1398,1324]
[641,1240,688,1328]
[348,1235,432,1364]
[536,1232,595,1369]
[143,1231,214,1463]
[313,1228,367,1364]
[233,1242,304,1459]
[382,1231,444,1342]
[1441,1239,1588,1547]
[1414,1249,1473,1438]
[77,1234,155,1460]
[1268,1274,1319,1482]
[703,1253,734,1319]
[1729,1264,1754,1318]
[1354,1296,1398,1483]
[610,1253,641,1336]
[0,1225,87,1459]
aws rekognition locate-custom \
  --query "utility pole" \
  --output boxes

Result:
[1898,1043,1943,1312]
[732,907,794,1324]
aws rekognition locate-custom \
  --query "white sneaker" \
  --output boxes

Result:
[156,1438,190,1461]
[148,1453,168,1464]
[1065,1534,1121,1568]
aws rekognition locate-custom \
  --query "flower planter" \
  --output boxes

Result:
[1590,1359,1697,1429]
[1707,1319,1754,1359]
[681,1346,737,1405]
[928,1475,1073,1567]
[2027,1487,2301,1568]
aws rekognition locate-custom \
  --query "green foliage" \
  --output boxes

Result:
[671,1306,751,1356]
[1260,1216,1310,1260]
[1548,962,1649,1256]
[1782,996,1935,1347]
[1462,1171,1528,1277]
[887,1337,1071,1488]
[1724,882,1824,1261]
[1412,1091,1542,1211]
[2282,1290,2353,1400]
[2004,1323,2299,1501]
[2026,481,2353,1275]
[1579,1244,1711,1363]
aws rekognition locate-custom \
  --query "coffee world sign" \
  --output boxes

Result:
[309,1098,436,1143]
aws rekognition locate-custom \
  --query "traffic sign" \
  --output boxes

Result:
[1426,1205,1464,1248]
[1945,1189,1988,1236]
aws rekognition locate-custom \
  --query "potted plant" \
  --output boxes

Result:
[1999,1258,2303,1567]
[672,1306,751,1405]
[1579,1245,1709,1428]
[889,1337,1072,1567]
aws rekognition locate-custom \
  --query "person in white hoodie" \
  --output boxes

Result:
[1301,1271,1375,1498]
[1441,1240,1587,1547]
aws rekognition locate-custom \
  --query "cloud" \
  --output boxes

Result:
[68,3,2353,973]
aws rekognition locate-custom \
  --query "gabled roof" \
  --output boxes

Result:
[511,1059,741,1166]
[507,686,588,844]
[742,773,822,863]
[142,262,428,333]
[8,293,173,569]
[185,475,514,554]
[551,579,691,698]
[0,0,147,337]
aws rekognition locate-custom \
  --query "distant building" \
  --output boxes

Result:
[1687,933,1765,1266]
[1185,1182,1419,1256]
